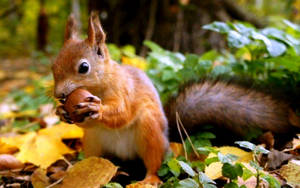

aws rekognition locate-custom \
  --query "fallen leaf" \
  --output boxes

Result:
[266,149,293,170]
[58,157,117,188]
[280,159,300,186]
[0,123,83,168]
[283,137,300,152]
[0,154,24,169]
[31,168,50,188]
[237,176,268,188]
[126,183,156,188]
[205,146,252,180]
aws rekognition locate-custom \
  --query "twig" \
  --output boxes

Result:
[45,177,64,188]
[176,112,188,160]
[63,157,73,169]
[176,112,200,159]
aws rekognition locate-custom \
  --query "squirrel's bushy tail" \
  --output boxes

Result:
[164,79,300,138]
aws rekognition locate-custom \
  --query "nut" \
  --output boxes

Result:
[64,88,94,122]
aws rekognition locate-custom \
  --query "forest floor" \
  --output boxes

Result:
[0,58,299,188]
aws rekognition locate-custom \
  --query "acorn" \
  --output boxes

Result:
[64,88,95,122]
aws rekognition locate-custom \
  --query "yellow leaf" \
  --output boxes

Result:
[280,159,300,186]
[122,56,147,70]
[24,85,35,94]
[126,183,156,188]
[31,168,50,188]
[0,123,83,168]
[59,157,117,188]
[205,146,252,180]
[0,110,37,119]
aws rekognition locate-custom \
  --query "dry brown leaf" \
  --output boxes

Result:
[126,183,156,188]
[0,123,83,168]
[283,137,300,152]
[0,154,24,170]
[58,157,117,188]
[280,159,300,186]
[266,149,293,170]
[237,176,268,188]
[31,168,50,188]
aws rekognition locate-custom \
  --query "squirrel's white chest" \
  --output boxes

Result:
[85,125,138,160]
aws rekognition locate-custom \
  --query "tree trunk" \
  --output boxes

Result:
[37,0,49,52]
[88,0,266,54]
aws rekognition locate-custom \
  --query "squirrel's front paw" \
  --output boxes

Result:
[56,105,74,124]
[73,96,102,122]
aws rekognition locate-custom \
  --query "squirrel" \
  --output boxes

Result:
[52,12,300,185]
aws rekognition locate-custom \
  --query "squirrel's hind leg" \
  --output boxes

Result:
[135,109,168,185]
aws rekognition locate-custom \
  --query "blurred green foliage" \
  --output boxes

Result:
[145,20,300,103]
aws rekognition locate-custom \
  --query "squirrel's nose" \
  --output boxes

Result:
[54,91,66,99]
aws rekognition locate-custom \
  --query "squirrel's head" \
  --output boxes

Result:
[52,12,112,99]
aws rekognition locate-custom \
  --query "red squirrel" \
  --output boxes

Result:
[52,12,168,184]
[52,12,300,185]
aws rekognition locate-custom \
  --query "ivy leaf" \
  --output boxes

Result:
[235,141,256,151]
[224,182,239,188]
[251,31,286,57]
[178,161,196,177]
[199,172,216,185]
[178,178,199,188]
[222,163,243,180]
[227,30,251,48]
[202,21,231,34]
[218,153,238,164]
[261,174,281,188]
[167,158,181,177]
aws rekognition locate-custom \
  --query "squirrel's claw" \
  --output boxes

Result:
[73,102,101,121]
[84,96,101,103]
[56,105,74,124]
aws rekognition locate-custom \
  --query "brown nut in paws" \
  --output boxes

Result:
[64,88,96,122]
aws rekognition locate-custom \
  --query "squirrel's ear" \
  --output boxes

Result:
[64,14,78,42]
[87,11,106,46]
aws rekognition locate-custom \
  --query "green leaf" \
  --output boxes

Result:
[178,178,199,188]
[197,132,216,139]
[199,172,216,185]
[202,21,231,34]
[249,161,263,171]
[158,164,170,177]
[261,174,281,188]
[162,69,176,81]
[144,40,164,53]
[255,146,269,154]
[242,167,254,181]
[218,153,238,164]
[178,161,196,177]
[250,31,286,57]
[227,30,251,48]
[168,158,181,177]
[104,182,123,188]
[224,182,239,188]
[211,65,231,76]
[205,157,219,166]
[235,141,256,151]
[191,161,205,172]
[222,163,243,180]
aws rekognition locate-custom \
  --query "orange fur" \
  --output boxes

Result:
[52,12,168,184]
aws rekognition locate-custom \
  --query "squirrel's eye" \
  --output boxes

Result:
[78,62,89,74]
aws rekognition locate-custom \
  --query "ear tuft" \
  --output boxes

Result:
[64,14,78,42]
[87,11,106,46]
